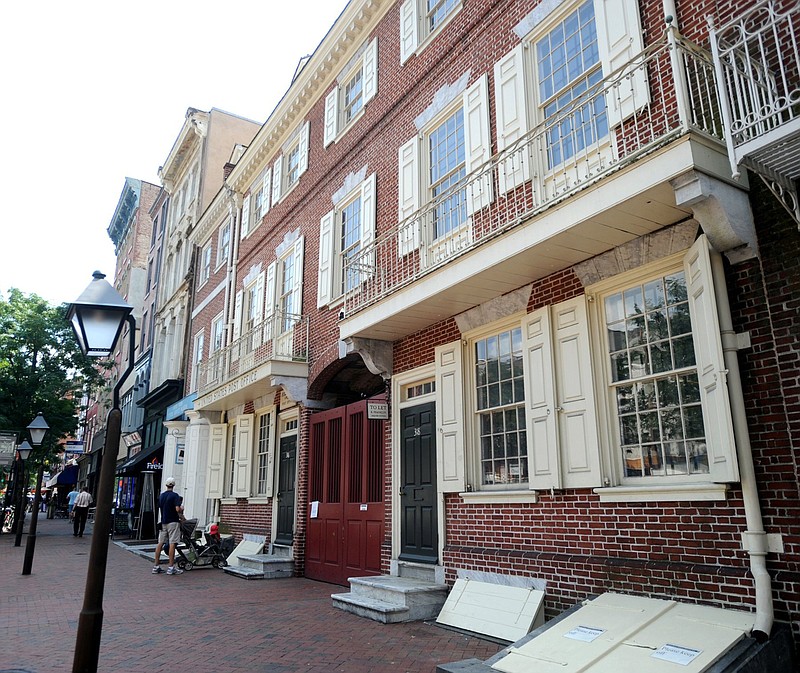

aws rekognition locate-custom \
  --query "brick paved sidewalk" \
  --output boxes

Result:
[0,516,500,673]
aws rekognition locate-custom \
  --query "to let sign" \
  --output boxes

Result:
[367,400,388,420]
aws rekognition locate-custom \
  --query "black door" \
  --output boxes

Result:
[399,402,438,563]
[275,434,296,545]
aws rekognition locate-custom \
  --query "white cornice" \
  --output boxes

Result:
[225,0,390,195]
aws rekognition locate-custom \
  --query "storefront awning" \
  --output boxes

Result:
[116,443,163,476]
[45,464,79,488]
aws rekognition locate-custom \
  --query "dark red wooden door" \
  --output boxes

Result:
[305,399,384,585]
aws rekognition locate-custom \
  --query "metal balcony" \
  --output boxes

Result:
[342,26,725,322]
[711,0,800,225]
[195,311,309,409]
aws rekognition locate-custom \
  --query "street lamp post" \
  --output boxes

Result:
[68,271,134,673]
[13,440,33,546]
[22,412,50,575]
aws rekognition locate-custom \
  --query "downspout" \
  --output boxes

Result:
[710,251,773,641]
[225,188,243,347]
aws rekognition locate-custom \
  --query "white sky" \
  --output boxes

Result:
[0,0,349,306]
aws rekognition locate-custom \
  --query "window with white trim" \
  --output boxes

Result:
[593,236,739,487]
[191,330,204,393]
[324,38,378,146]
[211,313,224,353]
[241,166,272,239]
[254,410,276,497]
[271,121,310,205]
[494,0,647,193]
[217,219,231,269]
[265,234,305,357]
[227,422,237,497]
[400,0,462,63]
[397,73,492,258]
[199,243,212,286]
[317,172,376,307]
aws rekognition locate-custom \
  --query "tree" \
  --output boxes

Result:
[0,288,108,471]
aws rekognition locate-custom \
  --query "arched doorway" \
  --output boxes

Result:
[305,355,386,585]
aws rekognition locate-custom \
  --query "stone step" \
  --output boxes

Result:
[235,554,294,579]
[330,592,411,624]
[223,565,266,580]
[333,575,449,622]
[396,561,439,583]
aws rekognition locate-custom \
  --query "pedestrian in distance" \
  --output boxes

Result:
[67,486,80,520]
[152,477,184,575]
[72,487,93,537]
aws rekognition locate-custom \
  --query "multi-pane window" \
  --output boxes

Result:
[279,253,297,333]
[192,331,204,392]
[340,196,362,294]
[342,69,363,125]
[218,221,231,267]
[475,327,527,486]
[286,143,301,187]
[255,412,273,496]
[199,244,212,285]
[427,0,459,31]
[536,0,607,167]
[211,315,224,352]
[605,270,707,478]
[228,423,237,497]
[429,108,466,239]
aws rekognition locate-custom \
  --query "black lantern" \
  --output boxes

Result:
[67,271,132,357]
[16,440,33,461]
[27,413,49,447]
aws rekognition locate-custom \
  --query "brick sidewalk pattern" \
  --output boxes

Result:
[0,517,500,672]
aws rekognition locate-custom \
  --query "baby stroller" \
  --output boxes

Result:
[175,518,228,571]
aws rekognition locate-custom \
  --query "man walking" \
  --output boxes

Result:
[67,486,80,520]
[152,477,184,575]
[72,487,93,537]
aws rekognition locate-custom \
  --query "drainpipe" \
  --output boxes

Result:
[663,0,678,28]
[225,188,243,347]
[710,251,773,641]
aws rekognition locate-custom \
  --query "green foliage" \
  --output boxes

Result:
[0,288,108,466]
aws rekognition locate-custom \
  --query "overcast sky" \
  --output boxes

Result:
[0,0,349,306]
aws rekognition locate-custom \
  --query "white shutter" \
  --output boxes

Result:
[233,414,254,498]
[263,412,277,498]
[397,136,421,256]
[494,44,531,193]
[206,423,227,499]
[317,209,335,307]
[272,156,283,204]
[262,167,272,214]
[363,37,378,103]
[298,121,310,177]
[523,307,560,490]
[253,271,266,326]
[240,194,251,238]
[436,340,465,492]
[292,236,304,312]
[232,290,243,341]
[324,88,338,147]
[360,172,377,283]
[552,297,602,488]
[594,0,648,127]
[400,0,418,64]
[683,235,739,482]
[264,261,277,341]
[463,74,493,214]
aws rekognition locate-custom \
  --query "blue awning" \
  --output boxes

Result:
[45,464,79,487]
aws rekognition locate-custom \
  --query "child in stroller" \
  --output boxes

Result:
[175,518,228,571]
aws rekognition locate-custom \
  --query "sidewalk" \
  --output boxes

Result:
[0,516,500,673]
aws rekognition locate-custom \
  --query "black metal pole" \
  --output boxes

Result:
[22,462,45,575]
[72,315,134,673]
[14,458,27,547]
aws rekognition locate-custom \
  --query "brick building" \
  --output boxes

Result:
[166,0,799,655]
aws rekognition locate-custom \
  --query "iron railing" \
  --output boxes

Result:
[343,27,723,317]
[710,0,800,176]
[197,311,309,395]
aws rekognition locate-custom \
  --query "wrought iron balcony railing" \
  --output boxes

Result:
[710,0,800,224]
[196,311,309,395]
[343,26,723,317]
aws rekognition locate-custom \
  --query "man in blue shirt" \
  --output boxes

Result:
[152,477,184,575]
[67,487,80,520]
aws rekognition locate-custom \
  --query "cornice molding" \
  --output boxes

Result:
[225,0,389,195]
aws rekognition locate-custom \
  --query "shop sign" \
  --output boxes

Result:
[146,460,163,471]
[367,400,388,420]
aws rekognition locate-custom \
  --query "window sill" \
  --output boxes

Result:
[247,497,271,505]
[593,483,729,503]
[459,489,538,504]
[219,497,237,505]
